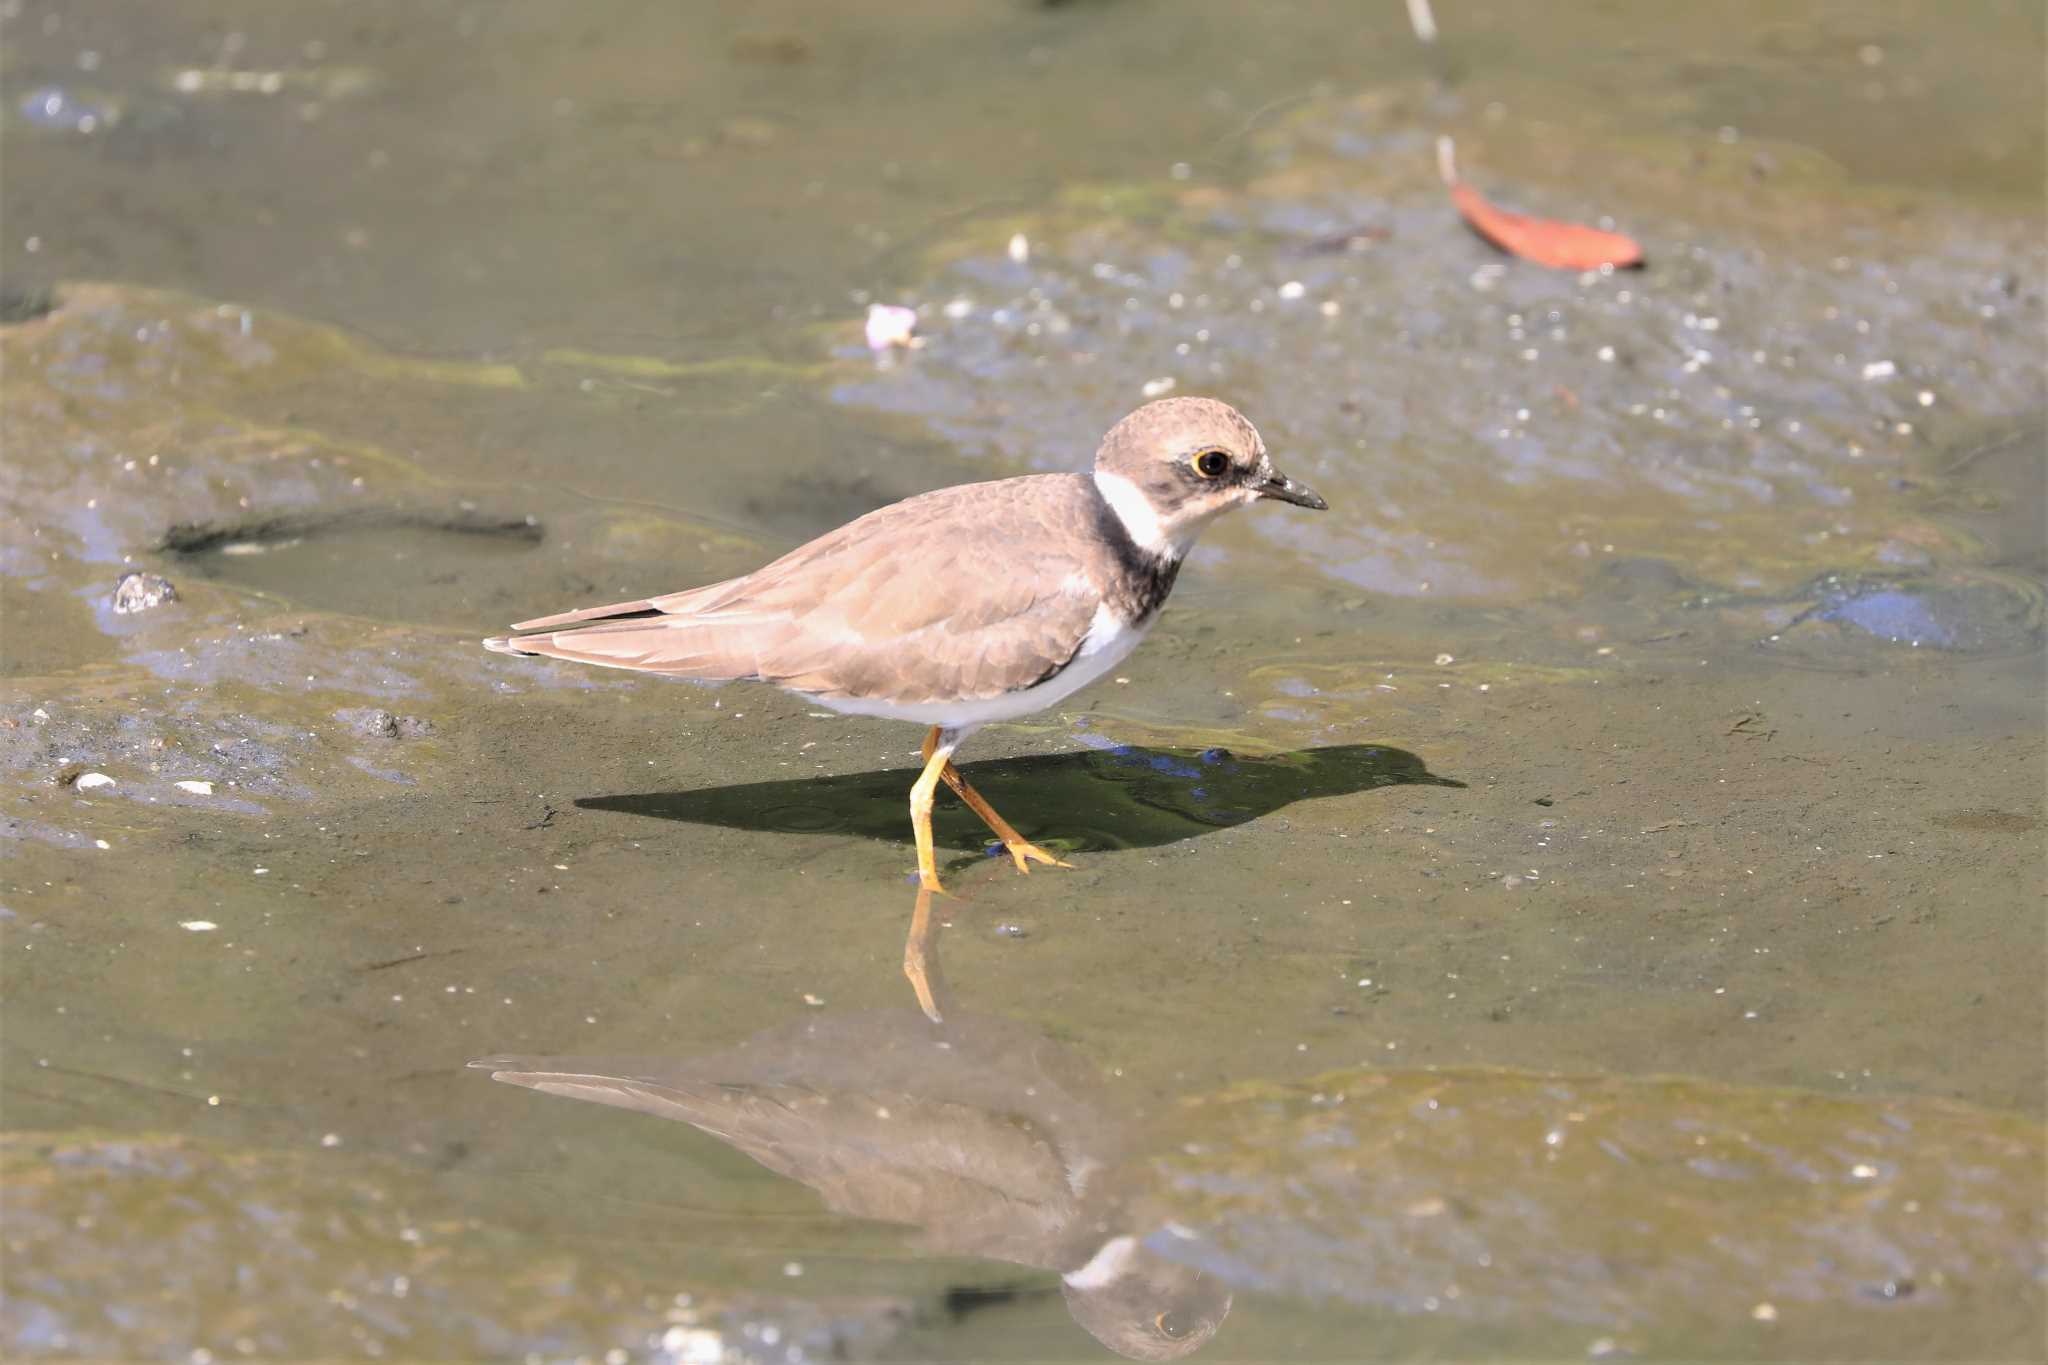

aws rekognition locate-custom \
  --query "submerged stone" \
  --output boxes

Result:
[110,571,178,615]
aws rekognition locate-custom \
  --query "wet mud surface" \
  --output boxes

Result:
[3,2,2044,1360]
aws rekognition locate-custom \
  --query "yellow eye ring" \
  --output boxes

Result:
[1192,449,1230,478]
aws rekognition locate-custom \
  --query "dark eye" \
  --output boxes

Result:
[1156,1310,1190,1340]
[1192,449,1230,478]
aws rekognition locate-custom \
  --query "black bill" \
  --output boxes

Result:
[1255,471,1328,510]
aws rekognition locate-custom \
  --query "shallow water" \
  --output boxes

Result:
[2,3,2043,1361]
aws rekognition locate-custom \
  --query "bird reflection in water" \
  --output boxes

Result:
[472,890,1231,1361]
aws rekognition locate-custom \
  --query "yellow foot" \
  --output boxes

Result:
[919,724,1075,886]
[994,839,1075,875]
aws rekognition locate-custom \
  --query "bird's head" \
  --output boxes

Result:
[1091,397,1326,561]
[1060,1232,1234,1360]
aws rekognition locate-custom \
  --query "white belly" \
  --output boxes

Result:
[799,605,1152,736]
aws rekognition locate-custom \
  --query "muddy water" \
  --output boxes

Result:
[3,3,2043,1361]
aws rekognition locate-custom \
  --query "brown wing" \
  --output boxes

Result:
[508,577,746,632]
[486,474,1104,705]
[473,1058,1078,1259]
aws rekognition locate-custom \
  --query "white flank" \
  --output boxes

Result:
[1062,1234,1138,1291]
[808,603,1149,730]
[1093,470,1174,557]
[1076,602,1135,659]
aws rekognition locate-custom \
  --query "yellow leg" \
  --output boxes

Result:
[902,885,947,1023]
[920,727,1074,876]
[910,728,956,894]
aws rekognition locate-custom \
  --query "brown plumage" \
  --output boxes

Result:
[489,474,1112,707]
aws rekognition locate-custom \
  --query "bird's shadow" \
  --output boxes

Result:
[577,742,1463,856]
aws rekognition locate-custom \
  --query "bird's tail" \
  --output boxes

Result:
[483,575,770,678]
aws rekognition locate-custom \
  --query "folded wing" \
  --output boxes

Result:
[484,475,1103,706]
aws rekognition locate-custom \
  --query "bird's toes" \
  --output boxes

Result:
[1006,841,1074,872]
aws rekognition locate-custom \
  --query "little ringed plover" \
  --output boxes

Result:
[485,397,1327,892]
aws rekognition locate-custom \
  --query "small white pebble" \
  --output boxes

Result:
[75,772,116,790]
[782,1261,804,1277]
[1434,653,1455,666]
[94,839,111,850]
[321,1132,342,1148]
[252,867,269,875]
[1277,280,1306,300]
[1751,1303,1778,1323]
[1007,232,1030,264]
[863,303,918,352]
[173,780,215,795]
[1860,360,1896,381]
[179,920,218,932]
[1141,376,1177,398]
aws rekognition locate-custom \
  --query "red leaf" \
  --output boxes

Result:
[1437,137,1643,271]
